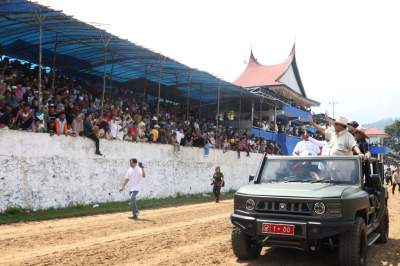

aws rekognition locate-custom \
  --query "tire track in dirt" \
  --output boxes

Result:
[0,201,232,265]
[0,193,399,266]
[0,202,231,254]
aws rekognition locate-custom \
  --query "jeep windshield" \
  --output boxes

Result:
[259,157,359,185]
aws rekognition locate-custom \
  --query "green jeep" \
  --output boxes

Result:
[231,156,389,266]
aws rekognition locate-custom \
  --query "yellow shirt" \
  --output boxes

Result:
[151,128,159,142]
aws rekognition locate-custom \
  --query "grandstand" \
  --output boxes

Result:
[0,0,320,155]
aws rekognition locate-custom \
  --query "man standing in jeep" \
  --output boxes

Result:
[310,116,364,157]
[292,128,322,156]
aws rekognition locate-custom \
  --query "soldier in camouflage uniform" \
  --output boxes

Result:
[211,166,224,203]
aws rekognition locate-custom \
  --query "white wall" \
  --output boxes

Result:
[0,129,262,212]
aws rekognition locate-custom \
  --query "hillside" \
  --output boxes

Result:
[364,117,397,131]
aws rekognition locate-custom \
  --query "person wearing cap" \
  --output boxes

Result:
[354,126,371,159]
[348,121,359,135]
[292,127,323,156]
[310,116,364,157]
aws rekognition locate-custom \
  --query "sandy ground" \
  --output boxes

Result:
[0,193,399,266]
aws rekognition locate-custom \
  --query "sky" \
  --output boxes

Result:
[37,0,400,124]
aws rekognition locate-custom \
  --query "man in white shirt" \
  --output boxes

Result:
[392,168,400,195]
[119,158,146,220]
[176,128,184,145]
[292,128,322,156]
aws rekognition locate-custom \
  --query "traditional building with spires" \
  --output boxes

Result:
[234,45,320,154]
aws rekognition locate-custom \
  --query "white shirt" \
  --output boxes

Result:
[126,166,143,192]
[292,139,322,156]
[393,172,400,184]
[325,128,357,156]
[176,131,184,144]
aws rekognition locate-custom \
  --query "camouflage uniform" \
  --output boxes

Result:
[212,172,224,203]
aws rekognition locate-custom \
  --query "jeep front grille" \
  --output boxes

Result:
[255,200,312,215]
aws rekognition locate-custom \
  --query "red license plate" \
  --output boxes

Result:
[262,223,295,236]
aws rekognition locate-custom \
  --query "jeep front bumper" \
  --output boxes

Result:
[231,213,354,250]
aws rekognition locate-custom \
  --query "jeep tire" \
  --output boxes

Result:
[377,208,389,244]
[231,226,261,260]
[338,217,367,266]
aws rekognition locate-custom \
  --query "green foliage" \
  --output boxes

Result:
[0,191,235,225]
[384,120,400,154]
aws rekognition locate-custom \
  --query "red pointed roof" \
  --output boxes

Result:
[365,128,387,137]
[233,45,320,107]
[234,45,305,94]
[234,49,293,87]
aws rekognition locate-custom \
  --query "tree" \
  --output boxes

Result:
[384,120,400,155]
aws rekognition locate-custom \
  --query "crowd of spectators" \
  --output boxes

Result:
[0,57,283,157]
[254,118,324,140]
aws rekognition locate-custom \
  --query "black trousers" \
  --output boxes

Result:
[87,134,100,153]
[392,183,400,194]
[213,186,221,202]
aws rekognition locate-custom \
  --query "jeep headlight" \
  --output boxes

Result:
[313,202,326,215]
[326,202,342,216]
[245,199,256,211]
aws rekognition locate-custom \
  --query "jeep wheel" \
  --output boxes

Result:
[338,217,367,266]
[231,226,261,260]
[377,208,389,244]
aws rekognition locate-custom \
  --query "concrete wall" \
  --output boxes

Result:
[0,129,262,212]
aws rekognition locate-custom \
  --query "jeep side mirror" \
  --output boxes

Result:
[249,175,255,183]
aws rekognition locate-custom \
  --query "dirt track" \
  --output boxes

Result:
[0,193,399,266]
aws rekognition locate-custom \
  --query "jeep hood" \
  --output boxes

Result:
[237,183,358,199]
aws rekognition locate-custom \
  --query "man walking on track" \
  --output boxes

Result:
[392,167,400,195]
[119,159,146,220]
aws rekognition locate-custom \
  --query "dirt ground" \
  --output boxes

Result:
[0,192,399,266]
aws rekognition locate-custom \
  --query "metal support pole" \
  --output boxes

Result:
[259,98,263,127]
[100,34,111,119]
[51,34,58,93]
[274,104,277,131]
[238,90,242,129]
[251,101,254,126]
[157,56,164,116]
[109,59,114,96]
[36,8,46,105]
[216,82,221,131]
[100,50,107,118]
[186,71,192,120]
[199,85,203,119]
[143,65,148,99]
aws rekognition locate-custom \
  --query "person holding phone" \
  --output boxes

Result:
[119,158,146,220]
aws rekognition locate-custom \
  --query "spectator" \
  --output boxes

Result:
[32,113,45,133]
[0,103,14,128]
[72,113,84,136]
[171,132,179,153]
[150,124,160,143]
[176,128,184,146]
[222,138,229,153]
[15,102,33,130]
[55,111,68,136]
[83,113,102,156]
